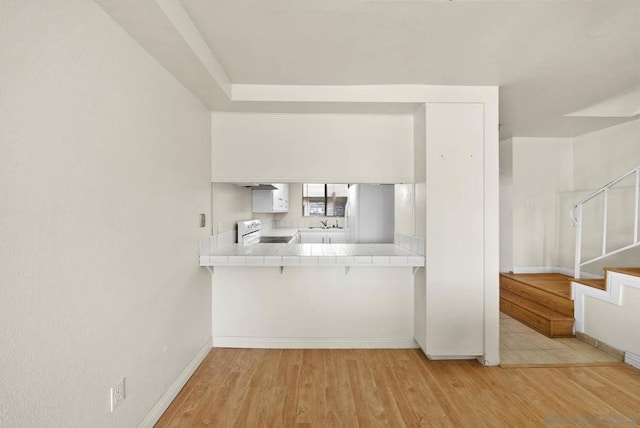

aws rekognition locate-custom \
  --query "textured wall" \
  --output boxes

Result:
[211,112,414,183]
[0,1,211,426]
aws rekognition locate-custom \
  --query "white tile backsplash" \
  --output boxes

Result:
[276,218,344,229]
[395,232,424,256]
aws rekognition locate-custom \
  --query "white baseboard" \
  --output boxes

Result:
[213,336,419,349]
[512,266,600,279]
[138,337,212,428]
[426,355,479,361]
[625,352,640,370]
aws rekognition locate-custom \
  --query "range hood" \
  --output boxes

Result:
[233,183,278,190]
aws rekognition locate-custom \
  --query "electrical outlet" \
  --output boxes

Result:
[110,378,125,412]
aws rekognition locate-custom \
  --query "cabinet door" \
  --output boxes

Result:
[325,232,346,244]
[252,190,273,213]
[299,233,323,244]
[273,184,289,212]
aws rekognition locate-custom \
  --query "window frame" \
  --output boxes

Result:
[302,184,348,217]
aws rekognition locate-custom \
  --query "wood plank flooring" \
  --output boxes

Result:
[156,348,640,427]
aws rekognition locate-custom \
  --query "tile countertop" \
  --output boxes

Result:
[199,243,425,267]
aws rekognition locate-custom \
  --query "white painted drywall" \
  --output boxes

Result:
[573,119,640,190]
[413,98,499,364]
[212,267,415,347]
[584,285,640,356]
[412,105,427,352]
[424,103,486,357]
[413,104,426,239]
[499,139,514,272]
[0,1,211,426]
[394,184,414,236]
[510,138,574,270]
[211,112,414,183]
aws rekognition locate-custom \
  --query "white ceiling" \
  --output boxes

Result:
[95,0,640,139]
[180,0,640,138]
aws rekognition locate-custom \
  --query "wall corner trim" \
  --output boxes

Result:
[138,337,213,427]
[625,352,640,370]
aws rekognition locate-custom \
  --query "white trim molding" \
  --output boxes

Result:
[138,337,213,428]
[213,337,419,349]
[573,271,640,333]
[625,352,640,370]
[512,266,600,279]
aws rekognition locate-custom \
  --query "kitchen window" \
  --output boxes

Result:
[302,183,349,217]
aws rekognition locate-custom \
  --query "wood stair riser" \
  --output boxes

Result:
[500,298,574,338]
[500,276,573,317]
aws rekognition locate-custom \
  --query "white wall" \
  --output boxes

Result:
[211,183,275,233]
[499,139,514,272]
[585,286,640,356]
[508,138,574,270]
[211,112,414,183]
[573,119,640,190]
[424,103,486,358]
[413,97,500,365]
[394,184,414,236]
[412,105,427,352]
[0,1,211,426]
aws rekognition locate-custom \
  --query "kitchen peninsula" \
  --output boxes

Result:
[199,242,425,268]
[199,234,425,350]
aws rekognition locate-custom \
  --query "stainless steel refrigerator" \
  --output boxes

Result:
[345,184,394,243]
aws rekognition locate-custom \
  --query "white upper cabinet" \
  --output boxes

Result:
[252,184,289,213]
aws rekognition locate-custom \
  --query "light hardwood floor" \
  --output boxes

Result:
[156,348,640,427]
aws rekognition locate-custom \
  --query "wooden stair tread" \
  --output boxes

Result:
[500,289,573,321]
[604,267,640,277]
[572,278,606,290]
[500,272,572,300]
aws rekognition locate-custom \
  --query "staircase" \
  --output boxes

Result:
[573,267,640,288]
[502,167,640,338]
[571,165,640,279]
[500,273,575,337]
[500,268,639,338]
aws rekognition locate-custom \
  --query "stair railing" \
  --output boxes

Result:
[571,165,640,279]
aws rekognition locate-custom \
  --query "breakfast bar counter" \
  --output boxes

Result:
[199,243,425,267]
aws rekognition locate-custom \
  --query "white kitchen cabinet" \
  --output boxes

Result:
[252,184,289,213]
[298,232,324,244]
[298,229,345,244]
[326,230,346,244]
